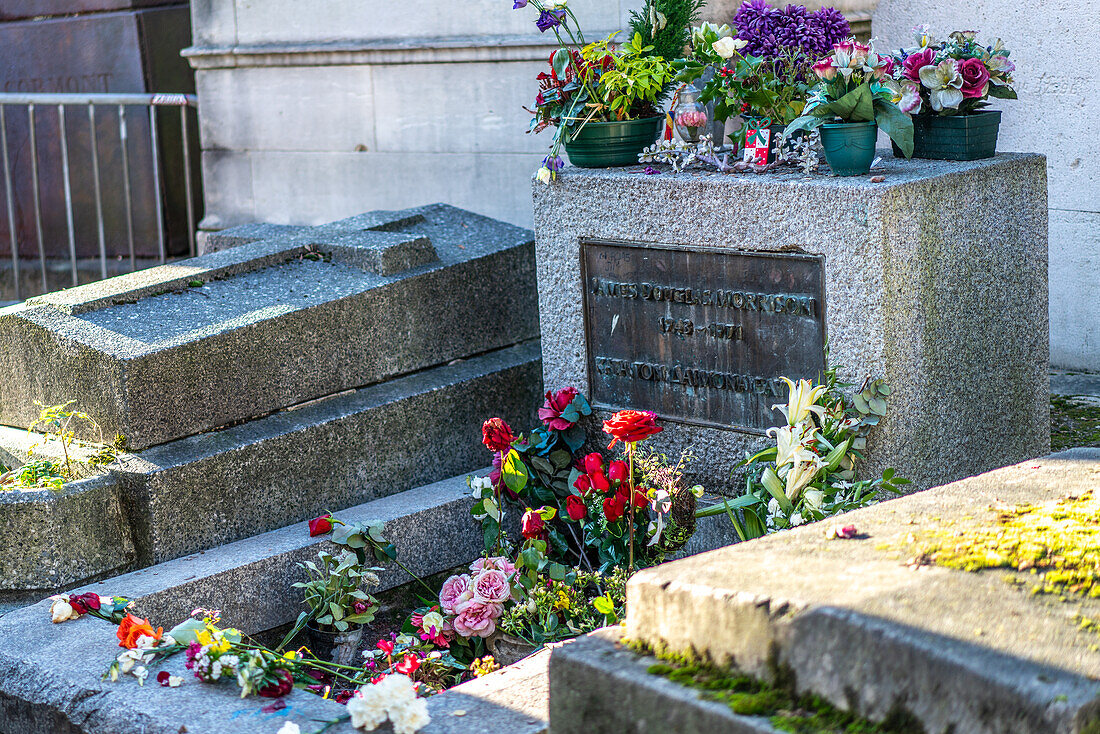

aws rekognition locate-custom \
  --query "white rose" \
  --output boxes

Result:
[711,36,738,59]
[803,489,825,510]
[49,598,78,624]
[421,611,445,633]
[276,723,301,734]
[536,166,552,185]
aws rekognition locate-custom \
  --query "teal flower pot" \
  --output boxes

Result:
[563,117,663,168]
[820,121,878,176]
[891,110,1001,161]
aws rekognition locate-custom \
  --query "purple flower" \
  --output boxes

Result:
[543,155,564,172]
[642,166,661,175]
[535,9,566,32]
[513,0,527,7]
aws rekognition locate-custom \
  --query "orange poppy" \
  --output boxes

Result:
[117,612,163,649]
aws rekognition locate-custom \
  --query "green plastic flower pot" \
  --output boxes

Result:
[820,121,878,176]
[891,110,1001,161]
[563,117,663,168]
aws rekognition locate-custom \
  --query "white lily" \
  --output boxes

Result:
[783,456,823,502]
[773,377,827,426]
[767,422,817,468]
[536,166,552,185]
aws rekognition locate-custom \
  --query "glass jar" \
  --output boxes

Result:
[672,87,710,143]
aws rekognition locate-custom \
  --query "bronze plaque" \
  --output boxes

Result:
[582,239,826,433]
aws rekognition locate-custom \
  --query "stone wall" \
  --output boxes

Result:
[872,1,1100,372]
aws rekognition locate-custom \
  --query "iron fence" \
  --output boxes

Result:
[0,92,199,302]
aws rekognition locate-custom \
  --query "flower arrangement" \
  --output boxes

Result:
[673,3,851,134]
[706,366,910,539]
[783,38,915,157]
[512,1,696,179]
[887,27,1016,116]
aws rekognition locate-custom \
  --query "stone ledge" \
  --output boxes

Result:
[548,629,777,734]
[625,450,1100,733]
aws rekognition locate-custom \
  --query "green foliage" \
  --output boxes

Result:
[292,550,382,632]
[1051,394,1100,451]
[581,32,673,122]
[24,401,120,483]
[1,458,64,490]
[500,566,628,645]
[330,519,398,566]
[784,79,914,157]
[628,0,705,66]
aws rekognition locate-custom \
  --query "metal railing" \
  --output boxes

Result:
[0,92,199,301]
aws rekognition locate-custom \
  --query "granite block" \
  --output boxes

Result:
[532,154,1050,493]
[0,203,539,449]
[624,449,1100,733]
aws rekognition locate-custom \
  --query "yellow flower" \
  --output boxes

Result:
[195,629,213,647]
[554,590,571,610]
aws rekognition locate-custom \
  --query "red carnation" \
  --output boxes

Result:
[603,494,626,522]
[69,592,101,615]
[482,417,515,453]
[258,669,294,698]
[538,387,580,431]
[566,495,587,521]
[157,671,171,687]
[395,654,421,676]
[335,689,354,704]
[603,410,662,449]
[521,509,546,540]
[308,515,333,537]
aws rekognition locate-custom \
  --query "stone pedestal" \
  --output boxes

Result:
[532,153,1049,493]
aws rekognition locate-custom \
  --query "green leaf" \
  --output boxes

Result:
[761,467,794,515]
[593,595,615,615]
[502,450,529,494]
[548,563,566,581]
[823,437,852,472]
[783,114,826,140]
[165,617,206,645]
[551,48,571,80]
[828,83,874,122]
[987,85,1017,100]
[873,97,914,158]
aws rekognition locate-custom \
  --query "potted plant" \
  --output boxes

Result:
[289,549,381,664]
[672,2,852,164]
[887,28,1017,160]
[514,0,698,174]
[784,39,914,176]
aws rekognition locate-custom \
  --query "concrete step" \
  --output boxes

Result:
[0,339,541,592]
[621,449,1100,734]
[427,648,550,734]
[0,203,537,449]
[548,630,777,734]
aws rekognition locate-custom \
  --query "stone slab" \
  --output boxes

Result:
[429,648,550,734]
[0,203,539,449]
[1051,370,1100,398]
[549,629,777,734]
[115,340,541,567]
[532,154,1050,493]
[625,449,1100,734]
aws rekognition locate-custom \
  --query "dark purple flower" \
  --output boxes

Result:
[642,166,661,175]
[513,0,527,7]
[543,155,564,172]
[535,9,566,32]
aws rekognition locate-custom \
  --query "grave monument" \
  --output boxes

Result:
[532,153,1051,492]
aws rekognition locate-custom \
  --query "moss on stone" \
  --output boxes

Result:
[640,645,923,733]
[1051,394,1100,451]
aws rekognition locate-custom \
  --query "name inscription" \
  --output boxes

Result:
[581,240,826,433]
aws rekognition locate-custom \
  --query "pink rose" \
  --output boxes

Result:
[453,601,503,638]
[812,58,836,80]
[902,48,935,81]
[439,574,473,615]
[473,569,511,604]
[470,556,516,579]
[537,387,579,431]
[957,57,990,99]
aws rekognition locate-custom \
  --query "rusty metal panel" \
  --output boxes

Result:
[582,239,827,433]
[0,6,196,263]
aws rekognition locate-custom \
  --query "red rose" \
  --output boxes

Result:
[335,689,354,704]
[157,671,171,687]
[308,514,333,537]
[395,654,421,676]
[481,417,515,453]
[603,410,662,449]
[521,509,546,540]
[69,592,101,615]
[566,495,587,521]
[902,48,935,82]
[603,495,626,522]
[538,387,580,431]
[589,471,610,493]
[258,669,294,698]
[957,57,991,99]
[573,474,591,494]
[608,460,628,483]
[583,453,603,474]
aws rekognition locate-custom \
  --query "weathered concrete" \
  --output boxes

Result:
[429,648,550,734]
[625,449,1100,734]
[0,341,541,592]
[0,203,538,450]
[533,155,1050,493]
[549,629,778,734]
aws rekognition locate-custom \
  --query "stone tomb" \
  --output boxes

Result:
[533,154,1050,491]
[0,204,542,596]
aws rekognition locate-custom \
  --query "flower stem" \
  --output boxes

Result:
[627,443,636,573]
